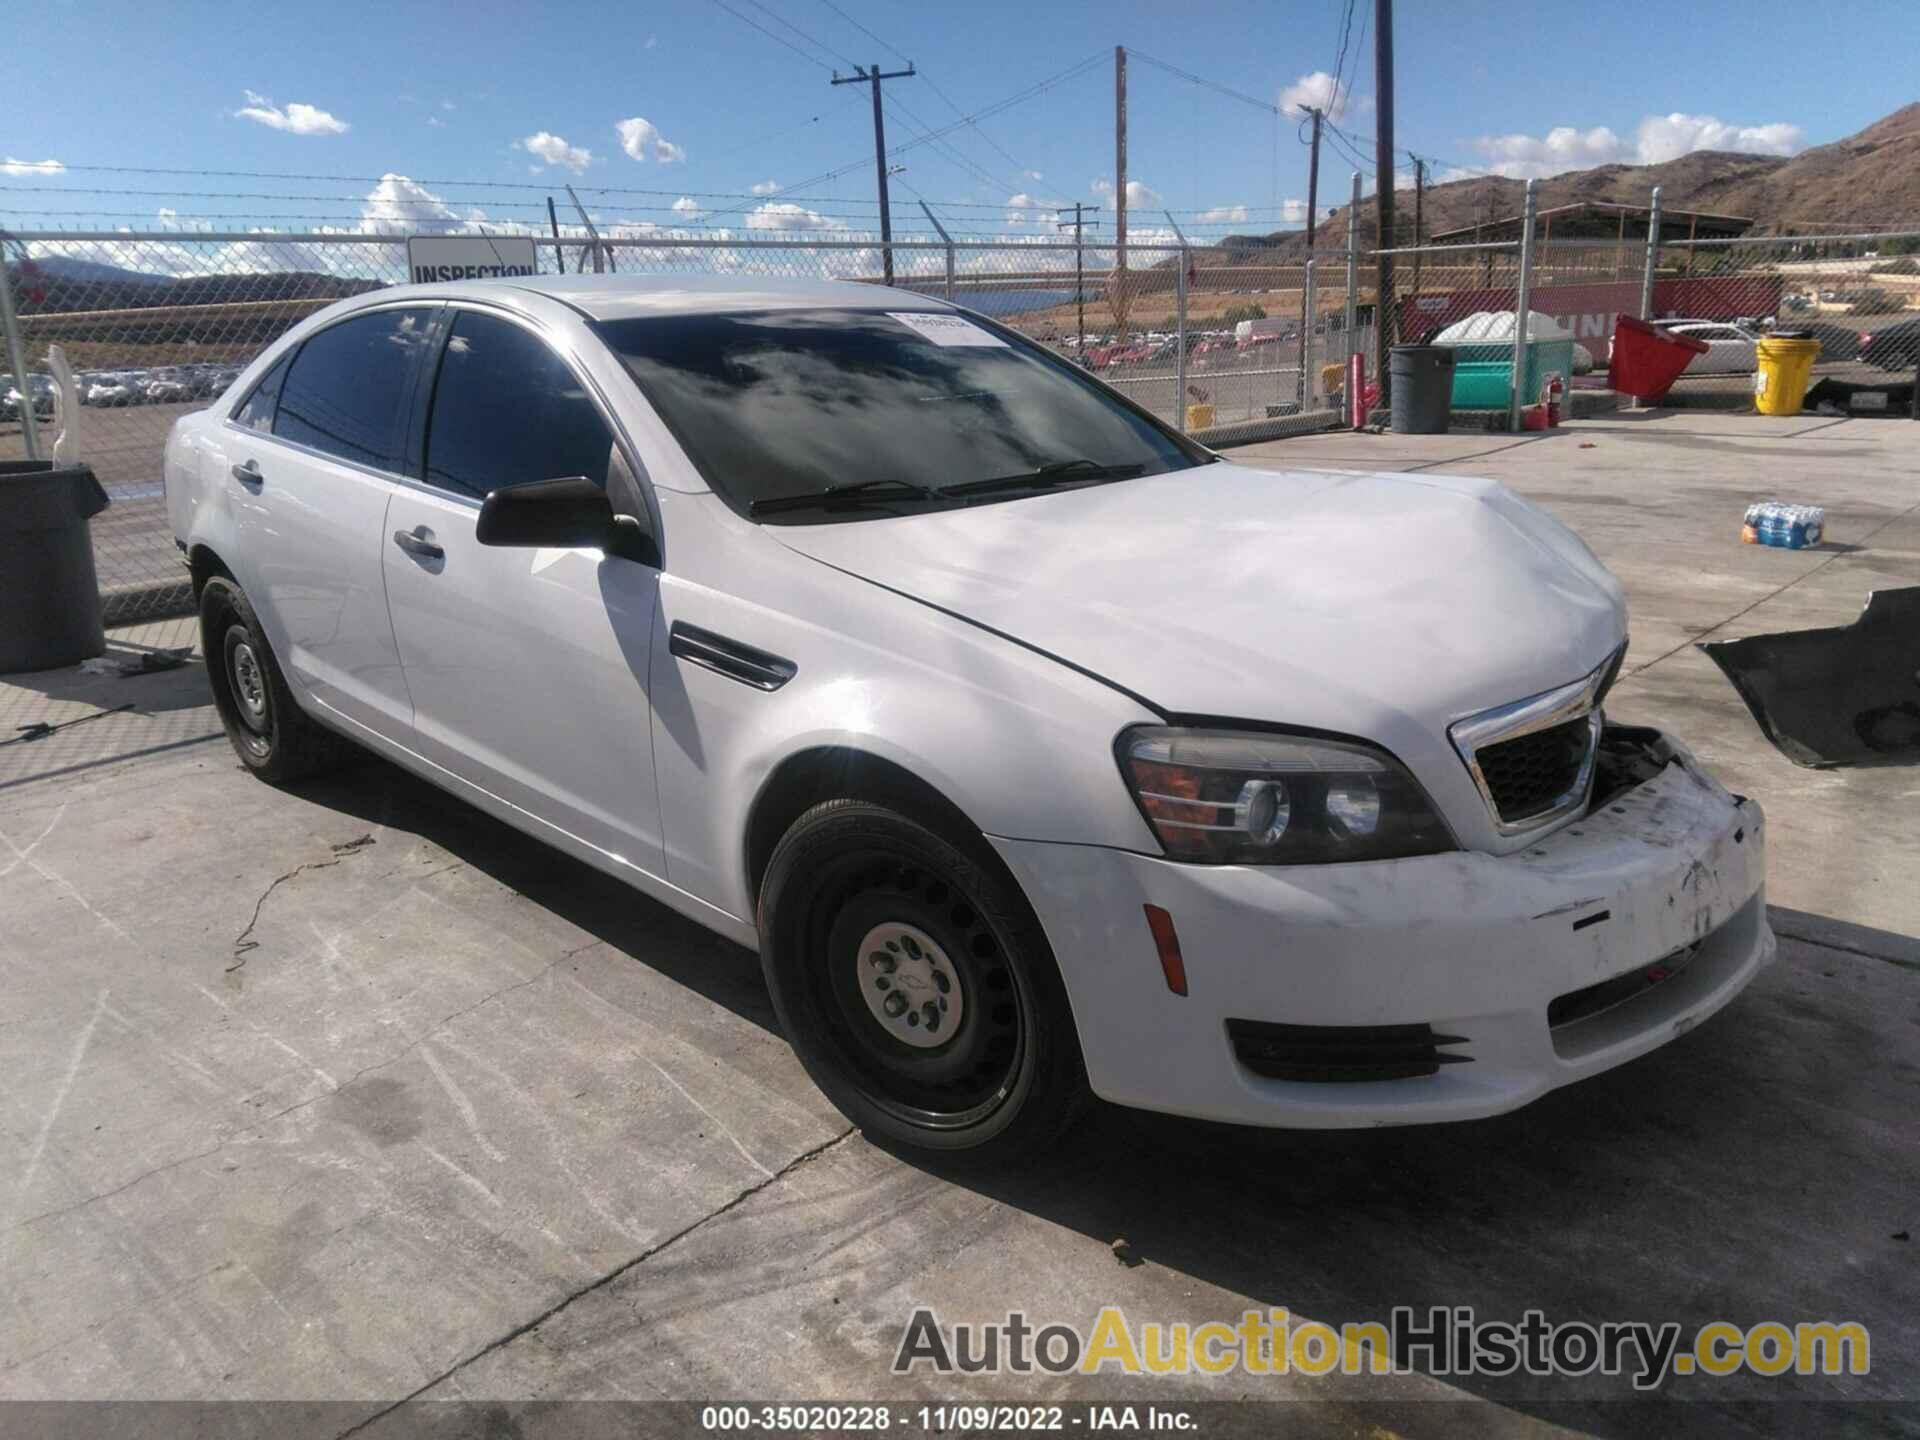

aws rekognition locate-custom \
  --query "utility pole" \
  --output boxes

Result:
[1055,203,1101,349]
[1114,46,1128,303]
[833,61,915,285]
[1411,156,1425,304]
[1373,0,1395,405]
[1304,107,1324,250]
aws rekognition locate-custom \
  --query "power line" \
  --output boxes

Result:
[703,0,837,72]
[737,0,861,70]
[1329,0,1359,118]
[813,0,1050,193]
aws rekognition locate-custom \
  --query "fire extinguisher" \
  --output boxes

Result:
[1544,372,1565,427]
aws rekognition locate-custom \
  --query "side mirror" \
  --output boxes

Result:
[475,476,657,565]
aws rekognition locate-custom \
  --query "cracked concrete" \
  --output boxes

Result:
[2,415,1917,1435]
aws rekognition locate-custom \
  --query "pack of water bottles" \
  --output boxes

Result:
[1742,501,1825,549]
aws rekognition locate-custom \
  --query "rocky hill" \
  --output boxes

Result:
[1215,102,1920,259]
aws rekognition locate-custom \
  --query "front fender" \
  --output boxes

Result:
[646,494,1164,919]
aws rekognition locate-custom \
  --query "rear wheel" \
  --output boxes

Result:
[199,575,350,783]
[758,799,1087,1162]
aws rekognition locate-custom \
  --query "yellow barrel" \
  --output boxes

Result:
[1186,402,1216,430]
[1753,334,1821,417]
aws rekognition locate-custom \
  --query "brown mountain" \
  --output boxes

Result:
[1213,102,1920,259]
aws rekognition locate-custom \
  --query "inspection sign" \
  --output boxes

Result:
[406,235,539,284]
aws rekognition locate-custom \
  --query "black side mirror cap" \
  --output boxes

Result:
[475,476,658,565]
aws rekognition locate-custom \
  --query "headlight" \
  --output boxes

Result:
[1117,726,1454,865]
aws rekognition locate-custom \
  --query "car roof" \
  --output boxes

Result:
[371,272,958,323]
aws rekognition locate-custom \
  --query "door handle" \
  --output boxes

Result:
[392,527,444,562]
[230,459,263,488]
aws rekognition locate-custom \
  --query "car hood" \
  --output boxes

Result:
[772,460,1626,749]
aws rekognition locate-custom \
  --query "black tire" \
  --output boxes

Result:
[199,575,351,783]
[758,799,1088,1162]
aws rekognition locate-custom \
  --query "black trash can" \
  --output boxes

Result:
[1389,345,1456,434]
[0,460,111,673]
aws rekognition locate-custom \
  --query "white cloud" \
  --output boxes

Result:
[234,91,350,136]
[645,34,659,49]
[1277,71,1366,123]
[1091,177,1159,211]
[1634,112,1803,164]
[441,99,457,111]
[750,179,781,195]
[426,116,445,128]
[616,116,685,164]
[745,201,844,233]
[1024,169,1043,181]
[519,131,593,173]
[1005,191,1048,226]
[1,156,64,175]
[1471,112,1805,178]
[1195,204,1249,224]
[360,173,470,234]
[671,196,705,220]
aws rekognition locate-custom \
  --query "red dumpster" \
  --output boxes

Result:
[1608,314,1710,401]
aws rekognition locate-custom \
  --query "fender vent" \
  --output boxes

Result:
[1227,1020,1472,1083]
[669,622,796,691]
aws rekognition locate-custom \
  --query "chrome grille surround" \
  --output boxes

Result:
[1448,644,1625,834]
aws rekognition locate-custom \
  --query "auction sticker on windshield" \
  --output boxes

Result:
[888,312,1007,347]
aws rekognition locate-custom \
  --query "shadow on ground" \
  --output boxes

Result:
[293,755,1916,1436]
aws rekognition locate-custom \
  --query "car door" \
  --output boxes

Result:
[381,305,666,878]
[226,305,435,738]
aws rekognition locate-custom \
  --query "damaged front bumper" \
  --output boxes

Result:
[993,725,1773,1128]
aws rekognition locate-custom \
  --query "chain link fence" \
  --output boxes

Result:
[1,228,1346,621]
[1648,233,1920,406]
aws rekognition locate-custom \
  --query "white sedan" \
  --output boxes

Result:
[164,275,1772,1158]
[1664,321,1762,375]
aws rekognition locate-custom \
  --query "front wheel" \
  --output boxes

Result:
[757,800,1088,1162]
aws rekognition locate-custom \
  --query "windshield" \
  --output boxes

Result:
[593,307,1209,522]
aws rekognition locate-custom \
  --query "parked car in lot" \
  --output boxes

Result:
[165,276,1773,1158]
[1858,316,1920,370]
[2,374,56,421]
[1664,320,1762,375]
[85,373,144,406]
[145,368,197,403]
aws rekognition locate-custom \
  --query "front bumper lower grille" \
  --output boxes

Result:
[1227,1020,1473,1083]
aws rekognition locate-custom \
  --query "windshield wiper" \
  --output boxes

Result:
[748,478,942,516]
[939,457,1145,499]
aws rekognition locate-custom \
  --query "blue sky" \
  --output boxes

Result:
[4,0,1916,240]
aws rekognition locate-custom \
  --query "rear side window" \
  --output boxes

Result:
[273,308,436,471]
[231,352,290,433]
[423,310,613,499]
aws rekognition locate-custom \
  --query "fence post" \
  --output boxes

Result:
[1344,170,1359,360]
[0,238,41,462]
[1164,211,1191,434]
[1300,258,1316,409]
[1639,184,1663,321]
[1508,178,1539,432]
[917,201,955,301]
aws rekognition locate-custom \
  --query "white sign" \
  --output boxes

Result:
[888,312,1007,348]
[407,235,539,285]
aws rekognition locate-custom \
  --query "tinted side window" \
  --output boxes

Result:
[232,352,291,433]
[273,308,435,470]
[424,311,612,499]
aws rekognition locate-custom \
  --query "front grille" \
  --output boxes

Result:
[1227,1020,1472,1083]
[1475,716,1593,823]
